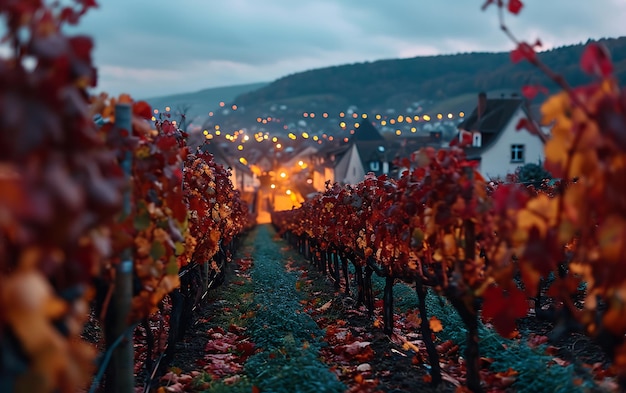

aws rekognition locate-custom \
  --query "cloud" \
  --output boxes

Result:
[71,0,626,97]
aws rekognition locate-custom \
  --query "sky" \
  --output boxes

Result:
[74,0,626,99]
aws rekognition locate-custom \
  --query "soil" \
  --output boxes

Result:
[161,224,617,393]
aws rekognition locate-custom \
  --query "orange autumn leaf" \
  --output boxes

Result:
[402,340,420,353]
[429,316,443,333]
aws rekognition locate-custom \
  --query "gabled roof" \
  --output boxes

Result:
[457,97,525,157]
[352,119,385,142]
[459,97,523,134]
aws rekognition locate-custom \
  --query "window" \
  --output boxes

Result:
[511,144,525,163]
[369,161,380,171]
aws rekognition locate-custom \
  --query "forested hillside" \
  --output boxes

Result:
[234,36,626,111]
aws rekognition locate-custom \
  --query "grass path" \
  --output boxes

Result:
[241,224,345,393]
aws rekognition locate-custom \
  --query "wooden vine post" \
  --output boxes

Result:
[105,104,135,393]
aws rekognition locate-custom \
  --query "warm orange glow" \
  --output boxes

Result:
[437,113,443,120]
[256,117,262,122]
[343,137,349,142]
[397,115,404,122]
[328,136,334,141]
[390,119,396,124]
[285,189,292,195]
[303,112,309,117]
[310,113,315,118]
[231,104,238,110]
[395,130,402,135]
[270,184,276,189]
[352,113,358,118]
[354,122,360,128]
[219,101,225,107]
[165,106,171,112]
[381,120,387,126]
[375,114,381,120]
[280,172,287,178]
[411,127,417,132]
[298,160,304,166]
[339,112,345,117]
[459,112,465,117]
[361,113,368,119]
[323,112,328,118]
[414,115,419,121]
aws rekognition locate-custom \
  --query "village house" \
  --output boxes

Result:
[455,92,548,180]
[310,120,442,187]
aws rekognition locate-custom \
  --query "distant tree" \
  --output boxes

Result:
[516,161,552,188]
[175,103,191,130]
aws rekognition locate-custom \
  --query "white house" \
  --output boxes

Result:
[455,92,548,180]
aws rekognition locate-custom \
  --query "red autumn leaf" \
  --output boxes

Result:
[521,84,548,100]
[510,42,537,64]
[521,226,559,277]
[235,341,256,359]
[156,135,177,151]
[133,100,153,120]
[508,0,523,14]
[68,35,93,62]
[482,285,528,337]
[580,42,613,78]
[60,7,80,24]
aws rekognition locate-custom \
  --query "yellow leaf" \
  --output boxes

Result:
[402,340,420,353]
[598,215,626,263]
[442,234,457,257]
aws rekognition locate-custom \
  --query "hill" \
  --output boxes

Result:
[144,82,268,126]
[152,37,626,150]
[233,36,626,112]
